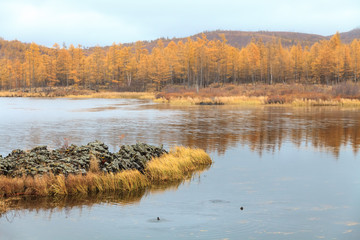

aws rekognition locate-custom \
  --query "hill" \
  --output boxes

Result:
[337,28,360,43]
[2,29,360,57]
[124,29,360,51]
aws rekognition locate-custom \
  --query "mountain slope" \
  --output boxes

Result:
[1,29,360,56]
[337,28,360,43]
[129,29,359,51]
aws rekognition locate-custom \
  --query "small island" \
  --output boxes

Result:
[0,141,212,214]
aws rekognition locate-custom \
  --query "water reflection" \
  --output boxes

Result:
[0,98,359,158]
[0,99,359,240]
[1,179,185,220]
[0,168,209,219]
[143,105,360,157]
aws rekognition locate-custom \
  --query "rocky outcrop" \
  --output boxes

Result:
[0,141,167,177]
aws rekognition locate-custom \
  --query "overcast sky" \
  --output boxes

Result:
[0,0,359,47]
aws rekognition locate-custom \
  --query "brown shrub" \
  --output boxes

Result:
[89,155,100,173]
[332,81,360,98]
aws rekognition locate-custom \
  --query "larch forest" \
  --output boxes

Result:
[0,32,359,92]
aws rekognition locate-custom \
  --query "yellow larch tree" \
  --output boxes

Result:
[290,43,303,82]
[350,39,360,82]
[247,42,260,84]
[25,42,43,90]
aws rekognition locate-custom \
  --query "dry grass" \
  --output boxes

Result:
[154,96,202,105]
[0,182,187,215]
[0,146,211,199]
[64,170,149,195]
[0,170,149,197]
[89,154,100,173]
[154,95,265,105]
[0,199,7,215]
[215,96,266,105]
[0,91,46,97]
[155,83,360,106]
[2,83,360,107]
[0,88,155,100]
[145,146,212,182]
[291,98,360,107]
[65,91,155,100]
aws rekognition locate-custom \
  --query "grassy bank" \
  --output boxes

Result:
[1,83,360,107]
[154,96,360,107]
[0,88,155,100]
[0,146,211,198]
[155,82,360,107]
[65,91,155,100]
[154,95,266,106]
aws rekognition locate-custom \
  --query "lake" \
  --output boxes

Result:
[0,98,359,240]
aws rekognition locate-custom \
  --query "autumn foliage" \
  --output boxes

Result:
[0,33,360,91]
[0,147,211,198]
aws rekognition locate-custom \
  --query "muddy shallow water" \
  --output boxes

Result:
[0,98,359,240]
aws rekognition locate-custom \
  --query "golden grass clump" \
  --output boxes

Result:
[0,89,156,100]
[66,91,155,100]
[0,91,45,97]
[216,96,266,105]
[0,175,25,196]
[153,96,197,105]
[154,96,265,105]
[62,170,148,195]
[0,146,212,199]
[338,98,360,107]
[291,98,360,107]
[2,83,360,107]
[155,83,360,107]
[145,146,212,182]
[89,154,100,173]
[0,199,9,215]
[50,174,68,195]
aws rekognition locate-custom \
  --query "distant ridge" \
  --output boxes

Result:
[1,29,360,55]
[122,28,360,51]
[337,28,360,43]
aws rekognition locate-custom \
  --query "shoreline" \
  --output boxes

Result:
[0,142,212,214]
[0,180,192,216]
[0,83,360,107]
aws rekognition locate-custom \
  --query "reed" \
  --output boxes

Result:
[65,91,155,99]
[291,98,360,107]
[154,96,265,105]
[155,94,360,107]
[89,154,100,173]
[0,199,8,215]
[216,96,265,105]
[154,83,360,106]
[0,89,155,99]
[145,146,212,182]
[0,91,46,97]
[0,146,211,198]
[62,170,149,195]
[339,98,360,107]
[2,83,360,107]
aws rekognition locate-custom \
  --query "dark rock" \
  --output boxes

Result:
[198,101,224,105]
[0,141,168,177]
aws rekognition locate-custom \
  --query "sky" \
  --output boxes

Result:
[0,0,359,47]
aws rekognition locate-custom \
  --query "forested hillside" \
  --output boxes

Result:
[0,31,359,91]
[123,29,360,52]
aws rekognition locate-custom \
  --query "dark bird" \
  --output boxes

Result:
[240,207,244,210]
[157,217,160,221]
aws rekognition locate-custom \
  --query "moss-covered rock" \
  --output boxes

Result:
[0,141,167,177]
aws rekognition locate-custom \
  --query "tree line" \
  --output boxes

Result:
[0,33,359,91]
